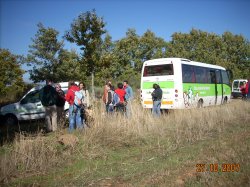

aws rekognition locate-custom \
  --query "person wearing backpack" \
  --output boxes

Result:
[115,83,126,113]
[106,84,115,114]
[39,79,58,132]
[102,80,113,113]
[66,81,83,131]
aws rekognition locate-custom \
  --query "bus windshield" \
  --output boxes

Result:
[143,64,173,77]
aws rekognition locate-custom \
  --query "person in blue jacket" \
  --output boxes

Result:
[123,80,134,117]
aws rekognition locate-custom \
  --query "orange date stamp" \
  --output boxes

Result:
[196,163,240,172]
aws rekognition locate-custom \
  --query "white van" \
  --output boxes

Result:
[0,82,79,125]
[231,79,248,98]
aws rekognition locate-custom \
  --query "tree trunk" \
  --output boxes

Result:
[91,71,95,100]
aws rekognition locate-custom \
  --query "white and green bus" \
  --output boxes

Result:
[140,58,231,109]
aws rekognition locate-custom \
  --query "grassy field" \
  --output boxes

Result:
[0,99,249,186]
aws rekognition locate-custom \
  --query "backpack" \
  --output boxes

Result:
[112,92,120,106]
[72,90,83,107]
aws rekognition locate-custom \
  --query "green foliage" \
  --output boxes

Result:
[0,49,25,99]
[55,49,85,82]
[27,23,64,82]
[64,9,106,75]
[103,28,167,83]
[15,17,250,85]
[138,30,167,70]
[167,29,250,79]
[94,33,116,85]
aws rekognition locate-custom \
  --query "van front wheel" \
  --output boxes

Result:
[5,114,18,126]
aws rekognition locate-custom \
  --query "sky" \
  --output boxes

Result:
[1,0,250,82]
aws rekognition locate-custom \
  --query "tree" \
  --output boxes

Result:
[27,23,63,82]
[221,32,250,78]
[138,30,167,70]
[111,29,167,80]
[167,29,250,79]
[95,33,117,85]
[0,49,25,98]
[55,49,84,82]
[64,10,106,97]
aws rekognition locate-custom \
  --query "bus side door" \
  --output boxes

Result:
[215,70,223,105]
[209,70,217,105]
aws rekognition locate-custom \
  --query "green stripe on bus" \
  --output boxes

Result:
[183,83,231,97]
[143,81,174,89]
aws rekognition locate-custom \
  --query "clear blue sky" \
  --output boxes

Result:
[1,0,250,81]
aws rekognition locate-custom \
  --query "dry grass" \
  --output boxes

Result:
[0,99,249,186]
[86,99,249,147]
[0,133,67,184]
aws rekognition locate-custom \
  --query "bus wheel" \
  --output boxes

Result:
[223,97,228,104]
[197,99,203,108]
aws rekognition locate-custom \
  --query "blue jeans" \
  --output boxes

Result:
[69,105,82,132]
[152,100,161,117]
[125,101,132,118]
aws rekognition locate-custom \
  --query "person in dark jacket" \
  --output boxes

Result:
[151,83,162,117]
[55,83,65,128]
[106,84,115,114]
[39,79,58,132]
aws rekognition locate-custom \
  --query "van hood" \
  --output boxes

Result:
[0,102,19,115]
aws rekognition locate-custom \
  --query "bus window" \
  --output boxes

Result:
[182,64,195,83]
[215,70,222,84]
[208,70,216,83]
[221,71,230,85]
[194,66,207,83]
[143,64,173,77]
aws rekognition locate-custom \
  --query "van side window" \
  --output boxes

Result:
[20,90,40,104]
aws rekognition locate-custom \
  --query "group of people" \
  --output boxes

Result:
[66,82,90,132]
[102,80,163,118]
[102,80,134,117]
[39,78,164,133]
[240,80,250,100]
[39,80,90,133]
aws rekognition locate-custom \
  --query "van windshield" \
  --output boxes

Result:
[233,81,239,88]
[143,64,173,77]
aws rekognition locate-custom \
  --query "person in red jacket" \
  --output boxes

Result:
[240,81,247,100]
[66,81,82,131]
[115,83,126,113]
